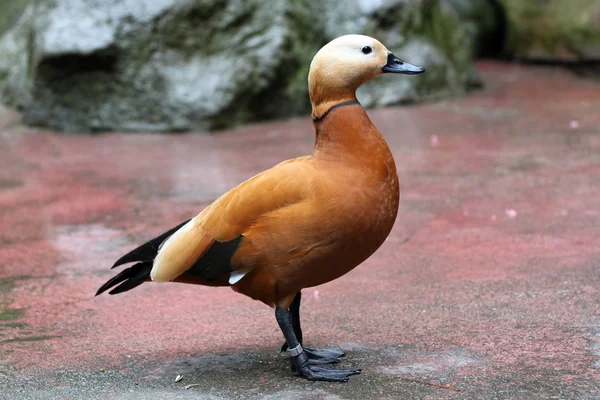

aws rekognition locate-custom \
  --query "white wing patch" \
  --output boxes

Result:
[151,218,198,282]
[229,269,249,285]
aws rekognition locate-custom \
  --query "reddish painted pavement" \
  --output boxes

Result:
[1,62,599,399]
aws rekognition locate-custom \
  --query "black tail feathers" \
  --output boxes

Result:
[96,219,191,296]
[95,262,152,296]
[111,219,191,269]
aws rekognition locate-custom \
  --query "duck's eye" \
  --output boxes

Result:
[361,46,372,55]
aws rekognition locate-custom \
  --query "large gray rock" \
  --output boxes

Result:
[500,0,600,61]
[0,0,322,132]
[0,0,492,132]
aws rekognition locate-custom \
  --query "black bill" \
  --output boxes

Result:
[382,52,425,75]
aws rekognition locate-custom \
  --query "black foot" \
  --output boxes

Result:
[292,352,360,382]
[283,345,345,368]
[304,347,345,365]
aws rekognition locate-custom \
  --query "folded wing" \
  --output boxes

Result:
[96,158,314,295]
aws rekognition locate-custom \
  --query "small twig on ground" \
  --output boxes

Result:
[185,383,201,389]
[401,378,461,392]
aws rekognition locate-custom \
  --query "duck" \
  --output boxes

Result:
[96,34,425,382]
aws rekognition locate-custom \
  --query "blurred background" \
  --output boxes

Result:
[0,0,598,133]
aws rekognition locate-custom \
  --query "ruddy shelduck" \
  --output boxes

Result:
[97,34,425,382]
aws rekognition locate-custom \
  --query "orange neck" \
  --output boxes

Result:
[311,102,393,167]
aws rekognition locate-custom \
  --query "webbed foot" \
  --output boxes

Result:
[292,351,360,382]
[304,347,345,363]
[283,343,345,365]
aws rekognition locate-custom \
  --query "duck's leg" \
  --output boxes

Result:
[281,292,345,364]
[275,305,360,382]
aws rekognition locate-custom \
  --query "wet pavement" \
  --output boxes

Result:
[1,62,599,399]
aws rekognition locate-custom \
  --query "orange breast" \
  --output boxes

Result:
[231,104,400,308]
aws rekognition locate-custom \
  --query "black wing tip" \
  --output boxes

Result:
[97,219,191,296]
[95,272,129,296]
[110,246,153,270]
[107,279,145,295]
[95,287,110,297]
[95,282,116,296]
[95,262,151,296]
[109,219,192,269]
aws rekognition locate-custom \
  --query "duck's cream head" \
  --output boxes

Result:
[308,34,425,119]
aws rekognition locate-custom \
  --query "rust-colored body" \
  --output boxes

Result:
[231,104,399,307]
[169,104,399,308]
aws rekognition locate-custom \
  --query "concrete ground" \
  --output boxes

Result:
[1,62,599,399]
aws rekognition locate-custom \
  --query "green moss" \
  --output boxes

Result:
[0,307,25,321]
[414,1,475,95]
[367,0,425,39]
[0,276,33,293]
[501,0,600,59]
[209,0,325,128]
[0,0,31,35]
[1,335,60,344]
[422,2,467,68]
[0,322,27,330]
[275,0,326,116]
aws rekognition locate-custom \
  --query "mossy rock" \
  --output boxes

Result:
[0,0,32,35]
[500,0,600,61]
[0,0,492,133]
[325,0,492,108]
